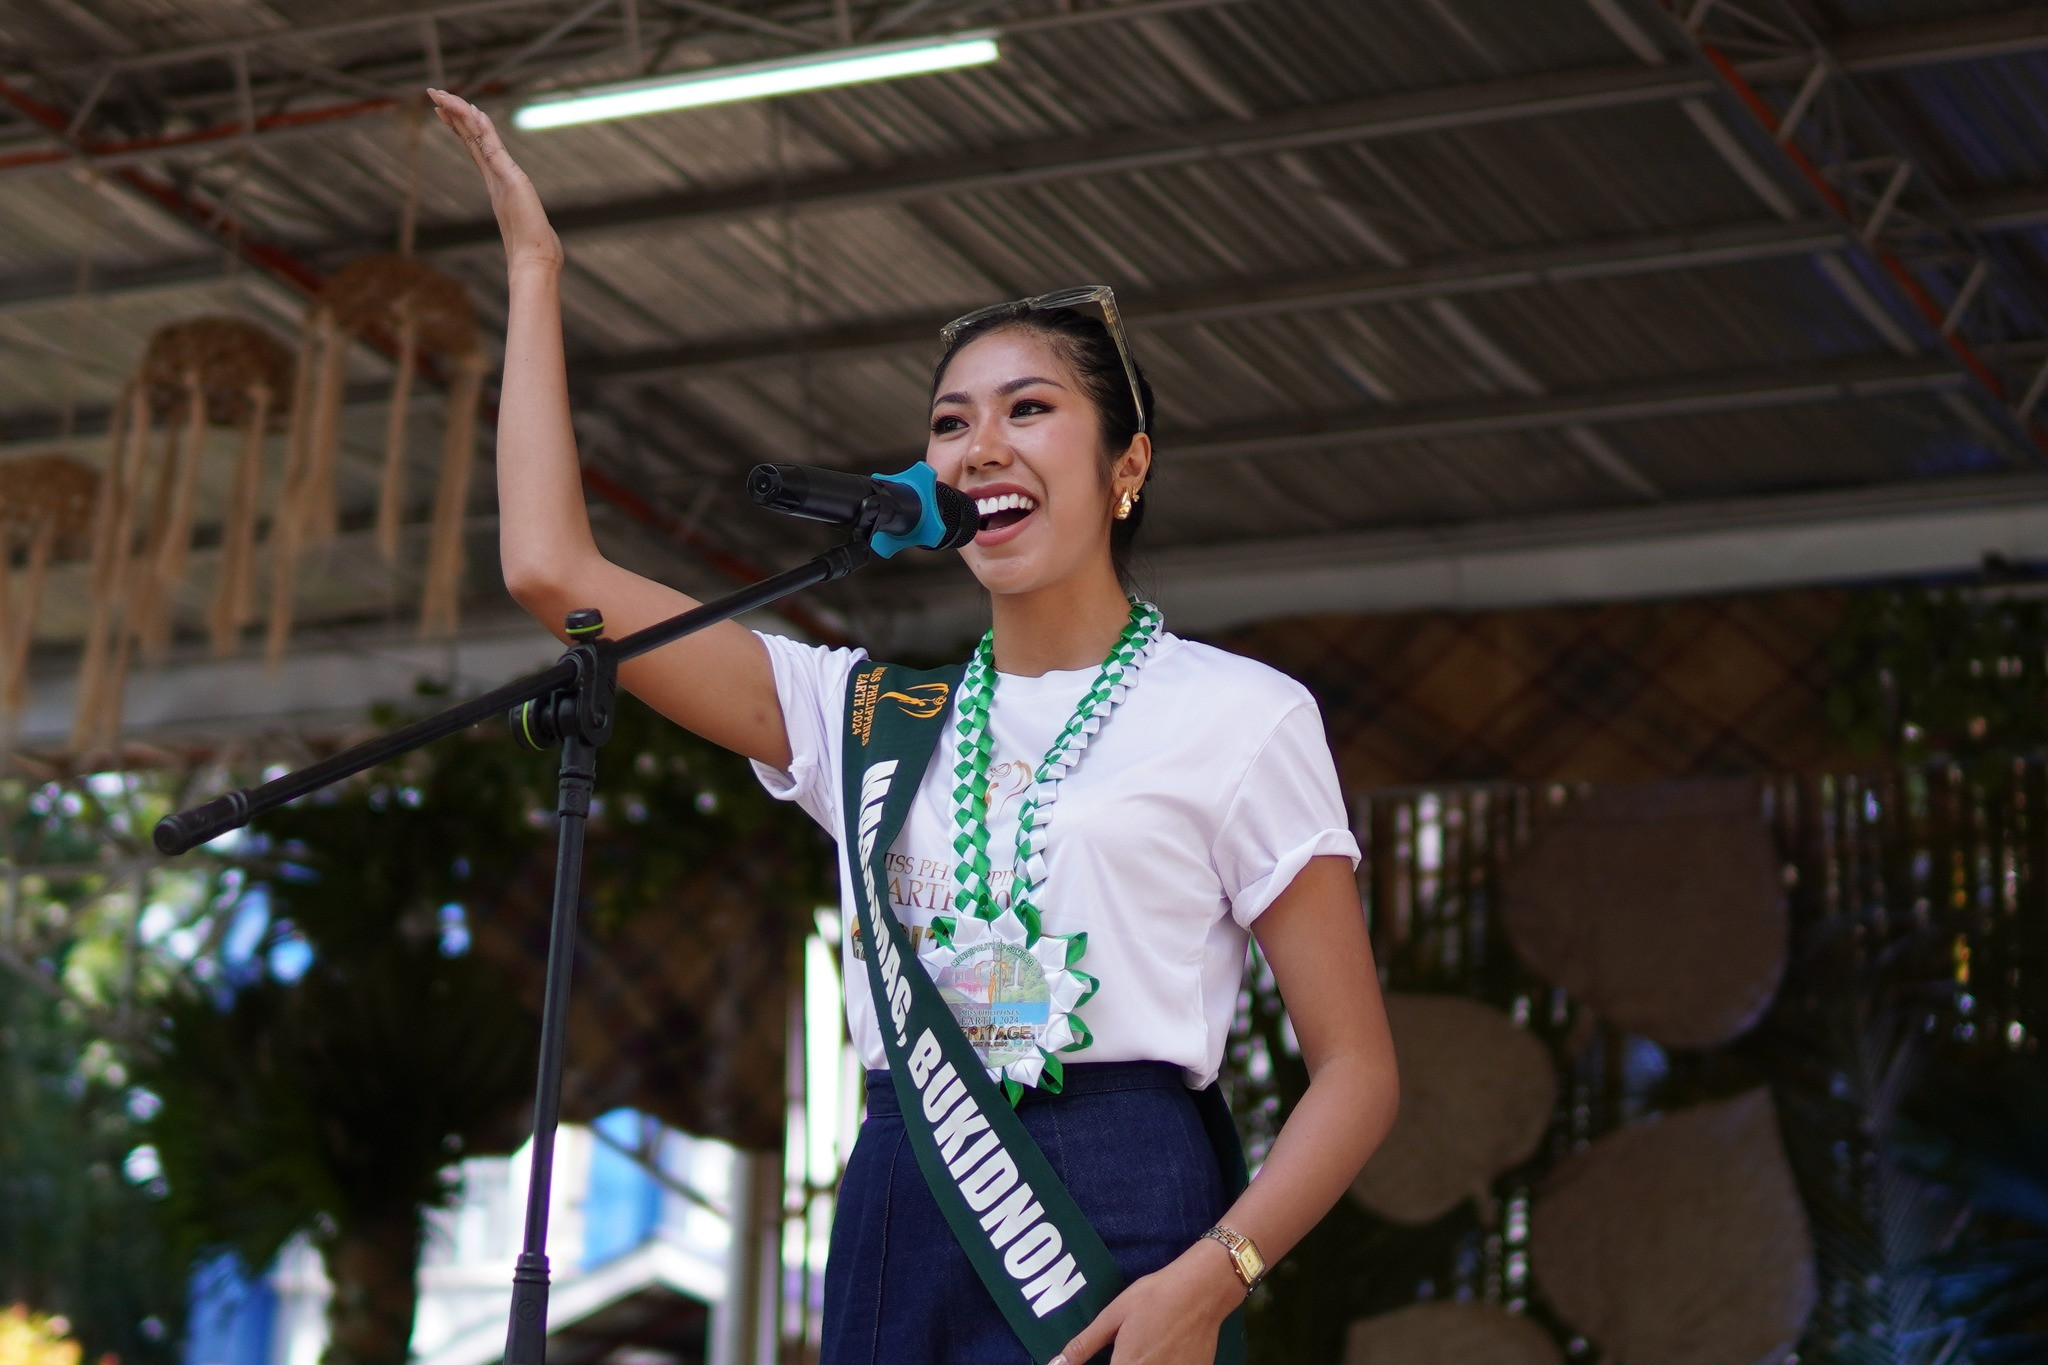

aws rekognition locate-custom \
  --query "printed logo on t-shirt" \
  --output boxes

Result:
[849,856,1020,959]
[849,751,1033,960]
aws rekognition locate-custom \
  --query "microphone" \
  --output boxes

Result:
[747,462,978,557]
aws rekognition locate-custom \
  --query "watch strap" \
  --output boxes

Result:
[1201,1224,1266,1293]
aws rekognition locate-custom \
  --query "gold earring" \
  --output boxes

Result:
[1114,490,1136,521]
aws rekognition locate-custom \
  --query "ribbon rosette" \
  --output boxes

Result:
[921,908,1097,1103]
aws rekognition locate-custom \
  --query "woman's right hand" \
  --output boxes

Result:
[427,88,563,272]
[422,90,788,768]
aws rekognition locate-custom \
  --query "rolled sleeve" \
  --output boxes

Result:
[749,631,865,835]
[1213,700,1361,928]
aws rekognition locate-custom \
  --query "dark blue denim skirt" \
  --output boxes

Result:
[821,1062,1231,1365]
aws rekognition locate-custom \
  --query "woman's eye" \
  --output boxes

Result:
[1010,399,1050,418]
[931,414,966,435]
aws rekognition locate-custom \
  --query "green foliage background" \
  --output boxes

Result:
[1827,588,2048,762]
[2,687,830,1365]
[2,772,194,1365]
[0,984,185,1365]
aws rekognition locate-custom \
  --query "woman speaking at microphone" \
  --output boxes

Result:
[430,88,1398,1365]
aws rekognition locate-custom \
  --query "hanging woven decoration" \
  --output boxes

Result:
[1349,993,1557,1225]
[0,455,98,719]
[1343,1302,1563,1365]
[72,319,293,753]
[1529,1089,1816,1365]
[1500,779,1788,1049]
[266,254,484,659]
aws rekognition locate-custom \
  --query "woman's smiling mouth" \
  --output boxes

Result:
[975,490,1038,529]
[971,487,1039,545]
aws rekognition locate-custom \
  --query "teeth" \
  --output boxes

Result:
[974,493,1038,517]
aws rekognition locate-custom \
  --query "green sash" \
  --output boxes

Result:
[840,658,1248,1364]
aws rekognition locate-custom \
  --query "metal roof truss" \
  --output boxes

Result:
[1658,0,2048,462]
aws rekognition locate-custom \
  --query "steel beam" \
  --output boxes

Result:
[1152,356,1965,463]
[0,381,392,456]
[865,471,2048,650]
[1806,5,2048,73]
[570,185,2048,382]
[1657,0,2048,459]
[1154,472,2048,631]
[578,215,1848,380]
[15,0,1250,80]
[12,182,2043,374]
[0,0,1262,182]
[419,62,1726,250]
[8,612,570,753]
[806,356,1965,467]
[0,354,1971,470]
[397,7,2048,252]
[23,0,570,76]
[0,5,2034,233]
[0,189,1856,324]
[0,256,262,318]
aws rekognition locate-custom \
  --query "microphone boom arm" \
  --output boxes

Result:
[154,538,871,855]
[153,534,873,1365]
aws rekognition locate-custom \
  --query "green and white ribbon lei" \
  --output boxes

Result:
[923,597,1164,1099]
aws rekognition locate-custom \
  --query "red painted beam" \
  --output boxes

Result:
[1673,17,2048,457]
[0,95,402,172]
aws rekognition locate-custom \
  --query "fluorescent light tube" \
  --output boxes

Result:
[513,32,1001,130]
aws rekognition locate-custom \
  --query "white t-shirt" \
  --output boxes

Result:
[750,629,1360,1088]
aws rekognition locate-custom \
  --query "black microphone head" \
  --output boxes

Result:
[932,482,979,550]
[747,463,795,509]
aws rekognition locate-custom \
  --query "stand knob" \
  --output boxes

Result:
[508,695,560,751]
[566,608,604,639]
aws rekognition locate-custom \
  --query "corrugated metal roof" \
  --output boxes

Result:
[1,0,2045,691]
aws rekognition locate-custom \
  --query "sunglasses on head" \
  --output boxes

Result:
[940,284,1148,435]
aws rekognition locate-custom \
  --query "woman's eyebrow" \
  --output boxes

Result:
[931,375,1067,409]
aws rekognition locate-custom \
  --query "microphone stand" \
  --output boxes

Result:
[154,535,877,1365]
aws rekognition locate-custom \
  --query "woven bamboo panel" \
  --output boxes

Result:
[1215,591,1851,787]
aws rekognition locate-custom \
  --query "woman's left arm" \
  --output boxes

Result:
[1055,855,1398,1364]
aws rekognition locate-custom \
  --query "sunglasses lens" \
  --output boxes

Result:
[1033,285,1107,309]
[942,300,1026,342]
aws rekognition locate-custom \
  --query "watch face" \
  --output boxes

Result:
[1208,1227,1264,1289]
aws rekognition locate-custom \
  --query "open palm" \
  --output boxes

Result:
[427,88,562,270]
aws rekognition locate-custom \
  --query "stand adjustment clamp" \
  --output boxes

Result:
[509,609,619,752]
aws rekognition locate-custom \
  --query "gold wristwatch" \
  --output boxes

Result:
[1201,1224,1267,1293]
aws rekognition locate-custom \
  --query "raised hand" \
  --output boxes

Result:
[426,88,563,272]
